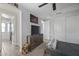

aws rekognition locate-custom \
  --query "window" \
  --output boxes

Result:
[7,23,14,32]
[11,24,14,32]
[1,22,14,32]
[1,23,6,32]
[7,23,10,32]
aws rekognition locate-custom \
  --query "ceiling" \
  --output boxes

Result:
[20,3,79,20]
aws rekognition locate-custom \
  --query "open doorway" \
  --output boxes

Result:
[0,4,21,56]
[1,14,14,43]
[1,13,15,55]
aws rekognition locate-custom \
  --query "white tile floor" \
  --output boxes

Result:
[1,40,46,56]
[1,40,20,56]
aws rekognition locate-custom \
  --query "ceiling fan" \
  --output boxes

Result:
[38,3,56,11]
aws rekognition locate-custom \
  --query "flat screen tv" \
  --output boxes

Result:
[31,25,40,35]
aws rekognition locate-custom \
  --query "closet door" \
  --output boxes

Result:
[54,16,66,41]
[66,15,79,44]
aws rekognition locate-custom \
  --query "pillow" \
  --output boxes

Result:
[47,39,57,50]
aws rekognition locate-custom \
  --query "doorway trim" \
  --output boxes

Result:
[0,4,22,55]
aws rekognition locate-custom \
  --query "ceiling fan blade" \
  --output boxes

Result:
[39,3,48,8]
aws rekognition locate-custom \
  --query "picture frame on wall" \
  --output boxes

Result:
[30,14,38,24]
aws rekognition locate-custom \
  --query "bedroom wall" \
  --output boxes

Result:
[19,4,43,44]
[66,14,79,44]
[19,5,31,44]
[49,7,79,49]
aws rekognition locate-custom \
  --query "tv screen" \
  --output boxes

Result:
[31,25,40,35]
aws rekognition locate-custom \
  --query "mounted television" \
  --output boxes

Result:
[31,25,40,35]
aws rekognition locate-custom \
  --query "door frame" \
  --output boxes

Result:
[0,4,22,55]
